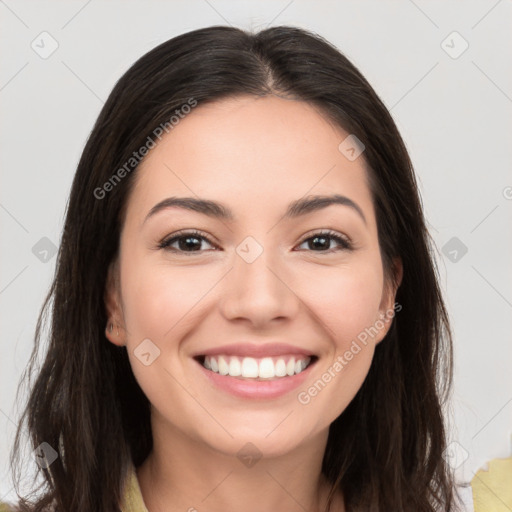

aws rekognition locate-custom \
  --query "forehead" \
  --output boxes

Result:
[126,95,374,225]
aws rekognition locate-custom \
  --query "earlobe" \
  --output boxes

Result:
[375,257,403,344]
[373,311,394,345]
[384,256,403,309]
[104,260,125,347]
[105,321,122,345]
[394,257,404,290]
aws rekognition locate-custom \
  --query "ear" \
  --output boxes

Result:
[104,258,126,347]
[374,257,403,344]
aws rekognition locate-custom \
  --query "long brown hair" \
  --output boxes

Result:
[8,25,462,511]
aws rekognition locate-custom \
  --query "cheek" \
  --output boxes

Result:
[301,256,384,347]
[296,260,383,422]
[118,257,208,419]
[120,255,208,341]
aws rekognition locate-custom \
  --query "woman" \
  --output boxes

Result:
[6,25,467,511]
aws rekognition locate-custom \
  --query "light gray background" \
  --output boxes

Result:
[1,0,511,504]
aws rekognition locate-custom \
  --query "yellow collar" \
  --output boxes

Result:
[120,461,149,512]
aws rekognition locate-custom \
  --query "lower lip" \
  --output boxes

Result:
[195,358,316,400]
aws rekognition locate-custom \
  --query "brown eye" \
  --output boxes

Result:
[158,230,216,254]
[297,231,352,253]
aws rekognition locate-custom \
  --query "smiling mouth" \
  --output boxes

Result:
[194,354,318,380]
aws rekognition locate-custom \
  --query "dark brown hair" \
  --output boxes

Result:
[8,25,462,511]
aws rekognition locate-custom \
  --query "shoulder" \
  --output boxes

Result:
[470,456,512,511]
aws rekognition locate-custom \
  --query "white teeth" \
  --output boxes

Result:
[286,358,295,376]
[201,355,312,379]
[218,355,229,375]
[275,358,287,377]
[229,356,241,376]
[241,357,259,378]
[259,357,275,379]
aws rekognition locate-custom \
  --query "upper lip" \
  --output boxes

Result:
[192,343,316,358]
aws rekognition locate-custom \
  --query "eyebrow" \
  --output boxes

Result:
[143,194,367,225]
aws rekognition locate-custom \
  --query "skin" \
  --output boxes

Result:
[105,94,402,512]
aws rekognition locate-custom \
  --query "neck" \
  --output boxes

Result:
[136,412,344,512]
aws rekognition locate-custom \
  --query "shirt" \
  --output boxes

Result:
[120,462,149,512]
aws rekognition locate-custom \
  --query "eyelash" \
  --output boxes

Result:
[157,229,353,255]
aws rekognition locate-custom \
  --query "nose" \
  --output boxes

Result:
[219,247,300,328]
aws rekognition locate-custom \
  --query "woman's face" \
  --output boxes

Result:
[106,95,399,457]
